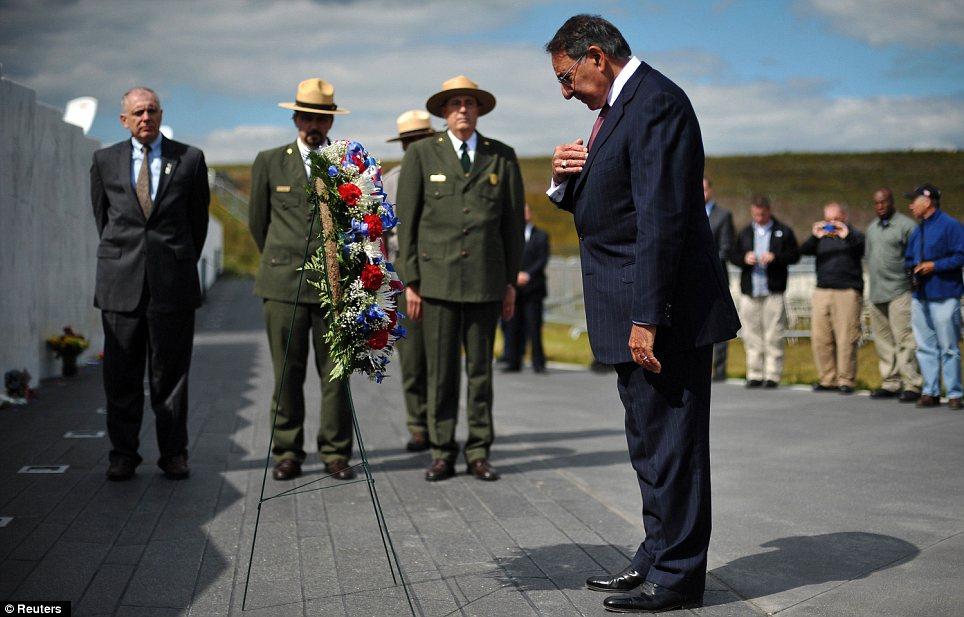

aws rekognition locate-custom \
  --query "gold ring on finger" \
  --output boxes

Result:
[561,160,568,168]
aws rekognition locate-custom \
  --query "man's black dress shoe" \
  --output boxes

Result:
[406,431,429,452]
[870,388,899,399]
[159,453,190,480]
[325,459,356,480]
[586,566,646,592]
[501,365,521,373]
[745,380,762,388]
[603,581,702,613]
[838,385,855,395]
[106,458,136,481]
[425,459,455,482]
[764,380,778,388]
[899,390,920,403]
[466,459,499,481]
[812,384,836,392]
[272,459,302,481]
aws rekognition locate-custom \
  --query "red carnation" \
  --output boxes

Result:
[352,153,367,172]
[364,214,383,239]
[338,183,362,206]
[387,310,398,328]
[361,264,384,290]
[367,329,389,350]
[389,279,404,291]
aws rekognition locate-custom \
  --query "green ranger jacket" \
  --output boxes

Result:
[249,142,323,303]
[395,131,525,303]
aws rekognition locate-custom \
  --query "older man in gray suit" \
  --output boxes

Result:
[704,177,735,381]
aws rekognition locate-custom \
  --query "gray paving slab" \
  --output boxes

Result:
[1,277,961,616]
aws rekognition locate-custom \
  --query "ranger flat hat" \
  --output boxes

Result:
[387,110,435,142]
[425,75,496,118]
[279,78,350,115]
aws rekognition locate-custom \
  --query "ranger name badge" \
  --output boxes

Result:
[430,174,447,182]
[276,185,291,192]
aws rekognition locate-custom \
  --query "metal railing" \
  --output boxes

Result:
[208,171,249,223]
[545,256,879,341]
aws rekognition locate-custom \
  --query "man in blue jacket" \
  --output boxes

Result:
[904,184,964,409]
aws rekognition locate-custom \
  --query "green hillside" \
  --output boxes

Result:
[212,151,963,268]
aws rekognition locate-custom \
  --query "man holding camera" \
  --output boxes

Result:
[801,202,865,394]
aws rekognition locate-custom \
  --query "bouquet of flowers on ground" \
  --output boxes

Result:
[46,326,90,357]
[303,140,405,383]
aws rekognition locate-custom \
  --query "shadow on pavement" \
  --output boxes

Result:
[491,532,918,608]
[709,531,919,604]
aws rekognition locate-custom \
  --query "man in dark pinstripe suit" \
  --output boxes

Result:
[546,15,740,613]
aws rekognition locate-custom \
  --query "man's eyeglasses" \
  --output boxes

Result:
[557,53,586,86]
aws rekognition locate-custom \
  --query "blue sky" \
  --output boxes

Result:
[1,0,961,161]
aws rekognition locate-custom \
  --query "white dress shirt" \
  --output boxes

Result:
[297,137,331,178]
[546,55,643,202]
[447,130,477,164]
[130,134,163,200]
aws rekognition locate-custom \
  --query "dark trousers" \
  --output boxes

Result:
[397,314,427,435]
[503,295,546,370]
[262,300,353,463]
[421,298,500,463]
[615,344,712,596]
[102,294,195,467]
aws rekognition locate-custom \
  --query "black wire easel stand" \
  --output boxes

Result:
[240,203,416,615]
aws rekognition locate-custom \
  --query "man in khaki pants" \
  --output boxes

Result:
[801,203,866,394]
[730,196,800,388]
[865,188,922,402]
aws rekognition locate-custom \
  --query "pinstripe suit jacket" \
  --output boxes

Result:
[559,61,740,363]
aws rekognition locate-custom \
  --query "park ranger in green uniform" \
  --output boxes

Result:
[248,78,355,482]
[396,75,525,482]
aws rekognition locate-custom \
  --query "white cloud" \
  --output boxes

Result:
[688,80,963,154]
[197,125,293,164]
[799,0,964,48]
[3,0,961,160]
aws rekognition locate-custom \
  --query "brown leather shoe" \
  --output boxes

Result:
[424,458,455,482]
[106,458,136,481]
[159,454,190,480]
[466,459,500,481]
[406,431,429,452]
[948,398,963,410]
[272,459,302,481]
[325,459,356,480]
[917,395,940,408]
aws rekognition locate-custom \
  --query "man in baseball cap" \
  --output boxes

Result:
[904,183,964,409]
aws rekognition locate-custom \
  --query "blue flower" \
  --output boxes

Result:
[392,325,408,339]
[350,218,368,239]
[327,165,338,177]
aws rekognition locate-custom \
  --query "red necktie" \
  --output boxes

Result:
[587,104,610,152]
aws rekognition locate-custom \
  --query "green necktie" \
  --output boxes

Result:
[459,142,471,174]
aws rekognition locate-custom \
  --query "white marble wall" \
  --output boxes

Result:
[0,72,102,382]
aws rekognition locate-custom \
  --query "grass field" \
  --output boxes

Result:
[213,151,962,260]
[496,323,961,392]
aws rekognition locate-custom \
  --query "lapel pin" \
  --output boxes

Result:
[164,162,172,175]
[488,173,498,185]
[286,147,293,154]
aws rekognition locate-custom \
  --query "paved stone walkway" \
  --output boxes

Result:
[1,278,961,616]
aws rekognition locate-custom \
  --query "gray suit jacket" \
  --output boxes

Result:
[90,137,209,312]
